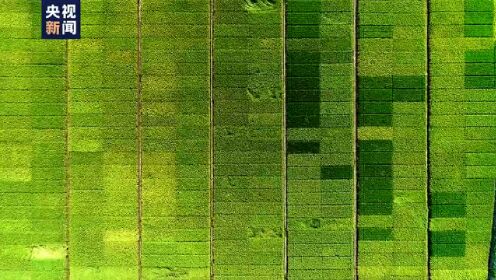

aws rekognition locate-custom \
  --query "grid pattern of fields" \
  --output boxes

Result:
[286,0,355,279]
[141,0,211,278]
[0,1,66,279]
[2,0,496,279]
[68,1,139,279]
[357,0,428,278]
[213,0,284,279]
[430,0,495,279]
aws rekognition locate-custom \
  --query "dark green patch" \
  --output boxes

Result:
[393,89,425,102]
[358,140,393,216]
[465,0,494,11]
[359,76,392,89]
[358,75,425,126]
[465,12,493,24]
[431,230,466,243]
[431,204,466,218]
[358,114,392,127]
[464,0,494,37]
[286,13,321,25]
[465,76,495,89]
[286,35,320,128]
[392,75,426,89]
[286,90,320,102]
[465,49,493,62]
[287,0,321,12]
[360,89,393,102]
[309,218,321,229]
[464,48,496,88]
[359,165,393,177]
[359,140,393,152]
[359,102,393,114]
[431,192,466,205]
[321,165,353,180]
[287,25,320,38]
[287,77,321,90]
[465,25,493,37]
[360,178,393,190]
[287,140,320,154]
[431,244,466,257]
[430,231,466,257]
[465,63,494,76]
[360,203,393,215]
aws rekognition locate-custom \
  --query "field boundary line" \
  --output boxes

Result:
[209,0,215,278]
[426,0,432,278]
[136,0,144,278]
[353,0,359,278]
[282,0,288,279]
[63,39,72,280]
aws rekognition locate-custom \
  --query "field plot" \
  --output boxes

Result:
[213,0,284,279]
[141,0,211,278]
[2,0,496,279]
[357,0,428,278]
[429,0,496,279]
[68,0,139,278]
[286,0,355,279]
[0,1,66,279]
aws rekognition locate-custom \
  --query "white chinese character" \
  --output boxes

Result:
[62,4,77,19]
[62,21,77,35]
[45,4,60,19]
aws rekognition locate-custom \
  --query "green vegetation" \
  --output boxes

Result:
[430,0,495,278]
[0,1,66,279]
[213,0,284,279]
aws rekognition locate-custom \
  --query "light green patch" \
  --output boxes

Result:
[143,102,176,116]
[0,168,31,182]
[69,102,104,114]
[104,230,136,243]
[247,88,281,102]
[431,269,487,280]
[0,13,29,27]
[31,245,65,260]
[1,245,31,260]
[359,215,393,228]
[359,265,394,279]
[244,0,276,13]
[71,267,137,280]
[430,218,466,231]
[70,139,102,152]
[0,145,31,167]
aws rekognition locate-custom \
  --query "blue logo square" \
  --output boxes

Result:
[42,0,80,39]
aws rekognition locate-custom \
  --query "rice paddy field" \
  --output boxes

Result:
[1,0,496,279]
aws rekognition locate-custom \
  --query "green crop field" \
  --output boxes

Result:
[1,0,496,279]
